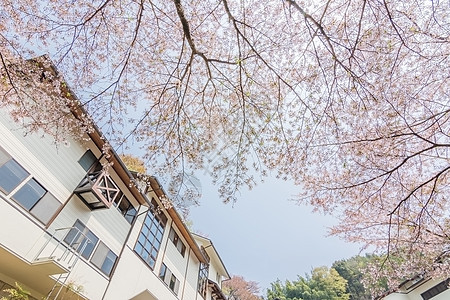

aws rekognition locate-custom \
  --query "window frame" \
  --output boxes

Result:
[159,263,180,295]
[0,146,61,225]
[78,150,97,172]
[169,227,186,257]
[198,247,210,298]
[12,178,47,210]
[64,220,99,259]
[134,203,166,270]
[113,193,137,224]
[90,241,118,277]
[421,279,450,300]
[0,157,30,195]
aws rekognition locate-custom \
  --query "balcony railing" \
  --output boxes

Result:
[33,226,94,272]
[33,226,93,299]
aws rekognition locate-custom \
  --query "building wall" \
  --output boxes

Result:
[0,195,45,260]
[0,101,227,300]
[382,279,450,300]
[49,195,132,255]
[104,199,203,300]
[0,107,89,197]
[103,248,179,300]
[183,249,201,300]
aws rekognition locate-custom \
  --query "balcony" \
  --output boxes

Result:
[74,163,120,210]
[0,226,91,299]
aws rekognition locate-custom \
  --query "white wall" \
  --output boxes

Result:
[49,195,132,255]
[0,199,46,260]
[0,106,144,299]
[0,109,90,197]
[182,249,201,300]
[104,248,179,300]
[382,279,450,300]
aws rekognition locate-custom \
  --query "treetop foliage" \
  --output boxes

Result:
[267,266,350,300]
[222,275,261,300]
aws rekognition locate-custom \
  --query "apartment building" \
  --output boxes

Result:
[0,56,229,300]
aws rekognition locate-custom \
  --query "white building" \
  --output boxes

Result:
[378,276,449,300]
[0,56,229,300]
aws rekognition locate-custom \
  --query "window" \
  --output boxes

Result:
[113,193,137,224]
[64,220,99,259]
[421,279,450,300]
[78,150,97,172]
[198,247,210,298]
[0,147,61,224]
[198,262,209,297]
[64,220,118,277]
[28,192,61,224]
[12,178,46,210]
[159,263,180,295]
[0,157,29,194]
[169,227,186,257]
[134,199,167,269]
[91,241,118,277]
[12,178,61,224]
[159,263,167,280]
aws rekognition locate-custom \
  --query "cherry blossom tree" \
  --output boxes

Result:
[0,0,449,288]
[222,275,261,300]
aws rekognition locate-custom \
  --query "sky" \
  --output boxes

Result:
[188,173,363,295]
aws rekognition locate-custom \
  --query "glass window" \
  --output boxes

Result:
[30,192,61,224]
[12,178,46,210]
[134,206,165,270]
[169,227,186,257]
[159,263,167,281]
[64,220,99,259]
[0,159,29,194]
[198,248,210,298]
[159,263,180,295]
[113,194,137,224]
[78,150,97,172]
[169,274,177,291]
[91,241,117,277]
[0,147,60,224]
[125,206,137,224]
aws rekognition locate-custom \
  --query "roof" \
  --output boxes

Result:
[146,176,208,264]
[192,233,231,279]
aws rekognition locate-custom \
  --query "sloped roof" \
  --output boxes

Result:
[192,233,230,280]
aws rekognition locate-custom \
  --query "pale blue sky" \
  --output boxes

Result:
[189,174,363,294]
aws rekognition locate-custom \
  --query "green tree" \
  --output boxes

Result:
[1,282,30,300]
[267,267,349,300]
[332,255,380,300]
[120,154,147,174]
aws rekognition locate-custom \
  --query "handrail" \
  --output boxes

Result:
[34,226,94,270]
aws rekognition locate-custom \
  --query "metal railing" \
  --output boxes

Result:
[33,226,93,299]
[34,226,94,271]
